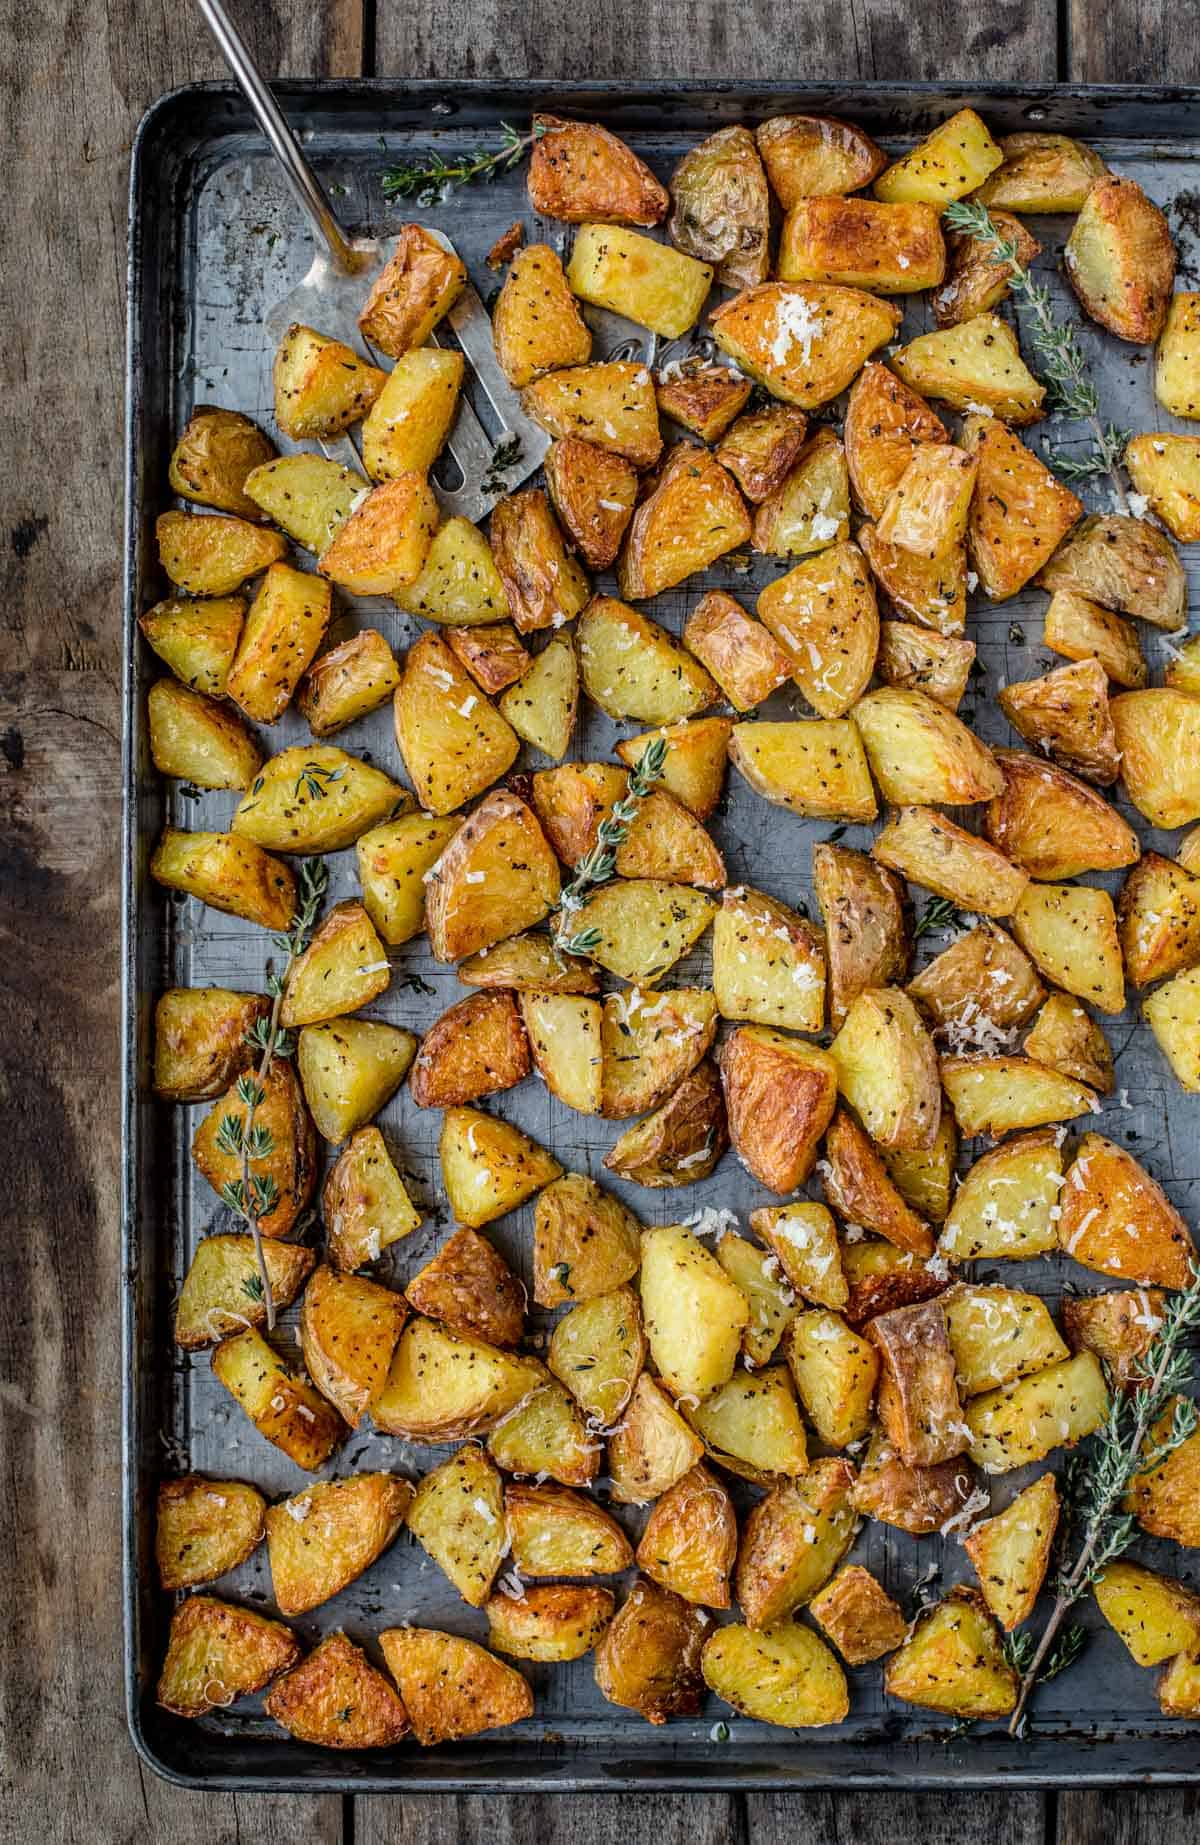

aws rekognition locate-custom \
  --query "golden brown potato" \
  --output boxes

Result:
[702,1620,849,1729]
[966,1350,1109,1474]
[405,1444,506,1606]
[884,1588,1017,1719]
[439,1104,561,1228]
[1011,881,1124,1014]
[490,488,590,635]
[153,987,267,1104]
[521,990,603,1114]
[405,1226,525,1349]
[755,113,886,208]
[1023,993,1114,1094]
[173,1235,316,1349]
[1124,433,1200,541]
[756,538,877,716]
[425,788,559,962]
[486,1584,614,1664]
[578,595,717,722]
[1065,175,1175,342]
[908,921,1044,1044]
[809,1565,908,1665]
[523,361,663,469]
[1043,589,1146,690]
[409,990,530,1110]
[492,243,592,388]
[853,1429,977,1535]
[373,1317,544,1442]
[156,1476,266,1590]
[635,1464,737,1608]
[891,314,1045,424]
[191,1061,315,1240]
[1156,290,1200,417]
[567,224,713,338]
[1125,1402,1200,1548]
[821,1108,935,1257]
[233,745,405,857]
[603,1059,728,1188]
[1163,633,1200,695]
[940,1127,1060,1262]
[712,885,824,1034]
[608,1373,706,1504]
[710,282,900,409]
[297,1018,417,1143]
[1114,687,1200,829]
[668,125,770,288]
[272,323,385,438]
[297,629,400,738]
[616,717,732,820]
[266,1472,411,1616]
[170,407,275,518]
[529,114,668,225]
[729,718,877,822]
[873,806,1028,918]
[877,622,975,711]
[506,1482,633,1575]
[720,1025,838,1192]
[985,748,1139,882]
[355,810,461,949]
[317,474,438,596]
[734,1459,859,1628]
[488,1376,599,1487]
[870,1297,967,1468]
[785,1309,880,1450]
[640,1221,749,1399]
[844,360,949,522]
[881,1114,959,1226]
[859,524,968,638]
[532,1173,642,1309]
[396,629,524,819]
[1147,966,1200,1089]
[323,1126,421,1272]
[942,1054,1098,1138]
[875,443,976,563]
[683,590,792,713]
[715,403,810,503]
[594,1578,707,1725]
[567,879,716,985]
[461,933,597,997]
[210,1328,346,1471]
[874,109,1003,204]
[1159,1653,1200,1717]
[599,986,718,1118]
[751,1201,847,1309]
[299,1265,407,1428]
[445,621,530,696]
[963,1472,1059,1632]
[531,759,626,863]
[139,593,246,696]
[265,1632,410,1750]
[1037,512,1186,630]
[974,132,1107,212]
[1118,850,1200,987]
[357,223,466,357]
[932,212,1041,326]
[944,1283,1068,1396]
[962,415,1082,600]
[813,843,910,1029]
[655,361,753,443]
[1062,1288,1168,1391]
[830,986,941,1152]
[156,510,286,597]
[999,657,1120,787]
[392,516,510,626]
[362,347,463,480]
[243,453,367,556]
[780,196,945,293]
[156,1595,299,1720]
[548,1286,644,1428]
[1059,1133,1195,1288]
[1096,1560,1200,1667]
[720,1211,800,1363]
[543,435,637,571]
[618,446,751,601]
[378,1627,532,1746]
[688,1365,810,1485]
[853,685,1004,805]
[279,901,389,1030]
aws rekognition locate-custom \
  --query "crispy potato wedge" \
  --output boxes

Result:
[392,516,510,626]
[853,1430,977,1535]
[756,113,886,208]
[324,1126,421,1272]
[459,931,598,995]
[668,125,770,288]
[594,1578,707,1724]
[873,806,1028,918]
[839,1237,950,1327]
[908,920,1044,1042]
[940,1129,1064,1262]
[1011,881,1124,1014]
[544,435,637,571]
[567,224,712,338]
[1156,290,1200,418]
[721,1025,839,1192]
[445,621,530,695]
[1118,850,1200,987]
[963,1472,1059,1631]
[683,590,792,713]
[157,510,287,597]
[941,1054,1097,1137]
[751,1201,847,1310]
[635,1464,737,1608]
[296,1018,417,1143]
[943,1283,1068,1397]
[396,632,521,818]
[932,212,1041,326]
[531,759,626,864]
[492,243,592,388]
[735,1458,859,1627]
[153,987,267,1104]
[378,1627,532,1746]
[999,657,1120,787]
[1065,175,1175,342]
[1125,1401,1200,1547]
[780,196,946,293]
[490,488,590,635]
[548,1285,644,1429]
[786,1309,880,1450]
[530,114,668,225]
[616,717,732,820]
[640,1222,749,1399]
[881,1113,959,1225]
[533,1173,642,1307]
[362,347,463,479]
[599,985,718,1118]
[265,1633,410,1749]
[169,407,275,518]
[1144,965,1200,1088]
[756,539,878,717]
[891,314,1044,424]
[874,109,1003,204]
[853,685,1003,805]
[578,595,717,722]
[373,1317,544,1442]
[618,445,751,601]
[1059,1133,1195,1287]
[1112,688,1200,829]
[139,593,246,696]
[1160,1652,1200,1717]
[156,1476,266,1590]
[603,1058,728,1188]
[810,1565,908,1665]
[233,744,405,854]
[567,879,715,985]
[985,748,1139,881]
[486,1584,614,1664]
[821,1108,935,1257]
[506,1482,633,1576]
[729,718,877,822]
[712,885,824,1033]
[192,1061,315,1239]
[1125,433,1200,540]
[813,843,910,1030]
[355,811,461,949]
[409,990,530,1110]
[488,1378,599,1487]
[752,426,851,558]
[721,1232,801,1364]
[710,282,900,409]
[157,1595,299,1719]
[870,1297,967,1467]
[424,788,559,962]
[520,991,603,1114]
[974,132,1107,212]
[966,1349,1108,1474]
[876,443,976,562]
[655,361,753,443]
[210,1328,346,1471]
[702,1620,849,1729]
[962,415,1082,600]
[405,1444,506,1606]
[298,1265,406,1427]
[608,1373,706,1504]
[859,524,968,638]
[688,1364,810,1485]
[297,629,401,738]
[1037,512,1186,631]
[357,223,466,356]
[1095,1560,1200,1666]
[878,622,975,711]
[266,1472,410,1616]
[318,474,438,595]
[405,1226,525,1349]
[1043,589,1146,689]
[272,323,385,438]
[884,1588,1017,1718]
[1062,1286,1168,1389]
[523,361,663,469]
[715,403,810,503]
[439,1104,561,1228]
[830,986,941,1152]
[844,360,949,522]
[173,1236,315,1349]
[280,900,390,1029]
[243,453,366,556]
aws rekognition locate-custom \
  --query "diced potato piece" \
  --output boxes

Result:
[854,686,1003,805]
[299,1264,407,1427]
[1126,1402,1200,1547]
[813,844,910,1029]
[821,1108,934,1257]
[810,1565,908,1665]
[1059,1132,1196,1287]
[169,407,275,519]
[715,1230,798,1368]
[753,426,852,564]
[405,1225,524,1350]
[963,1472,1060,1631]
[667,125,770,289]
[549,1286,644,1429]
[568,880,715,985]
[362,347,463,479]
[139,594,245,696]
[1095,1561,1200,1667]
[577,595,716,723]
[1112,688,1200,828]
[845,360,949,522]
[243,454,367,556]
[296,1018,417,1143]
[882,1114,959,1225]
[357,223,466,357]
[373,1318,544,1442]
[962,415,1082,600]
[1145,964,1200,1090]
[594,1579,707,1725]
[1125,433,1200,540]
[730,718,876,822]
[490,488,590,635]
[530,758,626,863]
[683,589,792,713]
[1011,882,1124,1014]
[876,444,976,562]
[405,1444,506,1606]
[702,1620,849,1729]
[523,361,663,469]
[489,1377,599,1487]
[266,1472,410,1615]
[599,985,718,1118]
[439,1104,561,1228]
[156,1476,266,1590]
[507,1483,633,1576]
[1065,175,1175,343]
[544,435,637,571]
[154,987,267,1105]
[785,1309,879,1449]
[974,132,1107,213]
[712,885,824,1033]
[985,748,1139,882]
[355,811,460,949]
[1043,589,1146,690]
[874,805,1027,918]
[618,446,752,601]
[148,680,260,790]
[425,788,559,962]
[640,1222,749,1400]
[909,921,1044,1042]
[752,1201,847,1309]
[234,745,405,855]
[870,1297,967,1467]
[755,114,886,208]
[264,1632,410,1749]
[966,1349,1108,1473]
[530,113,668,225]
[884,1588,1017,1718]
[1156,291,1200,418]
[156,1595,299,1719]
[323,1126,421,1272]
[533,1173,642,1307]
[635,1463,737,1607]
[780,196,945,293]
[458,933,593,997]
[756,539,878,718]
[156,510,286,596]
[1119,850,1200,987]
[710,282,900,409]
[444,621,530,695]
[859,524,968,637]
[486,1584,614,1664]
[943,1283,1068,1396]
[394,633,520,818]
[1037,512,1186,631]
[616,717,732,821]
[191,1062,315,1239]
[392,516,510,625]
[318,474,438,596]
[150,828,296,932]
[603,1058,728,1188]
[878,621,975,711]
[874,109,1003,204]
[272,323,385,437]
[839,1237,950,1327]
[1062,1286,1167,1388]
[1000,657,1120,787]
[715,403,810,503]
[492,242,592,388]
[409,989,529,1110]
[853,1429,977,1535]
[721,1025,838,1192]
[892,314,1045,424]
[378,1627,532,1746]
[280,901,389,1029]
[656,362,752,445]
[210,1327,345,1471]
[1160,1652,1200,1716]
[609,1373,705,1504]
[688,1366,810,1487]
[298,629,400,738]
[734,1459,859,1627]
[520,991,602,1114]
[940,1129,1063,1263]
[941,1055,1097,1138]
[830,986,941,1152]
[932,212,1041,326]
[567,224,712,338]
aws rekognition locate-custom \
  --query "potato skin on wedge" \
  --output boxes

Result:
[299,1265,407,1428]
[810,1565,908,1666]
[192,1061,315,1241]
[985,748,1139,881]
[157,1595,299,1719]
[265,1632,410,1749]
[593,1577,707,1725]
[156,1476,267,1590]
[487,1583,615,1663]
[529,114,668,225]
[635,1464,737,1608]
[702,1621,849,1728]
[405,1226,526,1349]
[410,989,530,1110]
[379,1627,533,1746]
[884,1587,1017,1719]
[265,1472,411,1616]
[829,987,941,1152]
[721,1025,839,1192]
[1065,175,1175,343]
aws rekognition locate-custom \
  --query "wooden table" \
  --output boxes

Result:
[2,1,1197,1838]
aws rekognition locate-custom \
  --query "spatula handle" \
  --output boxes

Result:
[195,0,364,273]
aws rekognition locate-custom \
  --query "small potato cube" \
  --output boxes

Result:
[932,212,1041,326]
[729,718,877,822]
[985,747,1140,881]
[392,516,510,626]
[264,1632,410,1750]
[884,1589,1017,1719]
[355,811,460,948]
[712,884,825,1033]
[211,1327,345,1471]
[809,1565,907,1665]
[280,900,390,1029]
[640,1222,749,1400]
[297,629,400,737]
[974,132,1107,213]
[225,561,332,724]
[813,843,910,1029]
[939,1129,1063,1262]
[543,435,637,571]
[878,621,975,711]
[853,685,1003,805]
[521,991,603,1114]
[156,1595,298,1719]
[702,1621,849,1729]
[492,242,591,388]
[853,1430,977,1535]
[655,360,752,442]
[966,1349,1108,1474]
[149,827,295,931]
[752,428,851,561]
[1037,511,1186,631]
[153,987,267,1104]
[667,125,770,289]
[751,1201,847,1310]
[755,114,886,208]
[445,621,530,695]
[891,314,1044,424]
[439,1105,561,1229]
[323,1125,421,1272]
[567,224,712,338]
[533,1173,642,1307]
[1156,291,1200,418]
[599,985,718,1119]
[296,1018,417,1143]
[873,805,1028,917]
[548,1286,644,1429]
[498,635,578,760]
[594,1578,707,1725]
[1145,964,1200,1090]
[191,1062,315,1240]
[943,1284,1068,1396]
[394,634,520,818]
[424,788,558,961]
[1096,1562,1200,1667]
[609,1374,705,1505]
[684,590,792,712]
[405,1444,506,1607]
[139,594,245,696]
[1125,1403,1200,1548]
[734,1459,859,1627]
[490,487,590,634]
[147,680,260,791]
[635,1463,737,1607]
[618,446,752,601]
[530,113,668,226]
[1113,688,1200,829]
[1062,1286,1168,1389]
[962,416,1082,600]
[874,109,1003,205]
[716,1231,798,1368]
[785,1309,879,1450]
[616,717,733,820]
[409,989,530,1110]
[266,1472,410,1615]
[578,595,717,723]
[779,196,946,293]
[1065,175,1175,343]
[1058,1132,1195,1289]
[156,510,286,596]
[272,323,385,438]
[378,1627,532,1746]
[243,453,368,556]
[487,1584,615,1663]
[1000,657,1120,787]
[362,347,463,480]
[156,1476,266,1590]
[233,744,406,855]
[720,1025,839,1192]
[357,223,466,357]
[716,404,810,503]
[908,920,1043,1037]
[318,474,438,596]
[829,986,941,1152]
[1125,433,1200,540]
[523,361,663,469]
[602,1058,728,1188]
[169,407,275,519]
[487,1377,598,1487]
[710,282,900,410]
[1119,850,1200,987]
[299,1265,407,1427]
[688,1366,809,1485]
[756,540,878,718]
[876,443,976,562]
[1011,881,1124,1013]
[508,1483,633,1576]
[963,1472,1059,1631]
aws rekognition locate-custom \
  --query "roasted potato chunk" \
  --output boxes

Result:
[211,1327,346,1471]
[544,435,637,571]
[729,718,877,822]
[999,657,1120,787]
[156,509,286,596]
[1037,512,1186,631]
[755,113,886,208]
[378,1627,532,1746]
[908,920,1044,1043]
[490,487,590,635]
[853,1429,977,1535]
[297,629,401,738]
[840,1237,950,1327]
[608,1373,706,1504]
[578,595,717,723]
[845,360,949,522]
[1118,851,1200,987]
[445,621,530,695]
[710,282,900,409]
[395,633,521,818]
[720,1025,839,1192]
[600,985,718,1118]
[488,1377,598,1487]
[594,1578,707,1725]
[962,415,1082,600]
[1059,1133,1195,1288]
[966,1349,1108,1474]
[1160,1652,1200,1717]
[943,1283,1068,1396]
[655,361,752,443]
[1062,1286,1168,1389]
[616,717,732,820]
[813,843,910,1029]
[362,347,463,479]
[405,1444,506,1606]
[266,1472,411,1615]
[507,1482,633,1576]
[859,524,968,637]
[809,1565,908,1665]
[355,810,461,949]
[1145,965,1200,1090]
[942,1054,1097,1138]
[712,885,824,1033]
[640,1221,749,1399]
[874,108,1003,205]
[153,987,268,1104]
[243,453,367,556]
[1095,1561,1200,1667]
[373,1317,544,1442]
[891,314,1044,424]
[156,1476,266,1590]
[170,407,275,519]
[932,212,1041,326]
[425,788,559,962]
[878,622,975,711]
[876,443,976,562]
[487,1584,614,1664]
[529,114,668,225]
[533,1173,642,1307]
[702,1620,849,1729]
[756,539,877,715]
[617,446,751,601]
[683,589,792,713]
[821,1108,934,1257]
[668,125,770,288]
[156,1595,298,1719]
[884,1588,1017,1719]
[830,986,941,1152]
[409,990,530,1110]
[780,196,946,293]
[265,1632,410,1750]
[688,1365,810,1485]
[715,403,810,503]
[173,1235,315,1350]
[985,748,1139,882]
[1126,1401,1200,1547]
[323,1125,421,1272]
[1043,589,1146,689]
[735,1459,859,1627]
[1125,433,1200,541]
[405,1226,525,1349]
[1112,688,1200,829]
[1011,881,1124,1014]
[272,323,385,438]
[963,1472,1059,1631]
[521,991,603,1114]
[280,900,390,1029]
[234,744,405,854]
[635,1464,737,1608]
[548,1285,644,1429]
[492,243,592,388]
[523,361,663,469]
[1156,291,1200,417]
[881,1113,959,1225]
[751,1201,847,1310]
[567,224,713,338]
[567,879,715,985]
[357,223,466,357]
[853,686,1003,805]
[192,1061,315,1239]
[1065,175,1175,343]
[939,1129,1064,1262]
[974,132,1107,213]
[439,1104,561,1229]
[392,516,510,626]
[461,932,597,995]
[874,806,1028,918]
[139,593,246,696]
[151,828,297,931]
[603,1058,729,1188]
[299,1265,407,1428]
[785,1309,880,1450]
[296,1018,417,1143]
[870,1297,967,1468]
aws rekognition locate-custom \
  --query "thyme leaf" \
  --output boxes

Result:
[382,121,541,205]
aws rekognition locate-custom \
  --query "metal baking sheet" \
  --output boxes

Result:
[124,80,1200,1791]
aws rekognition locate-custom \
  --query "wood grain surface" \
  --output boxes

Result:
[0,1,1192,1840]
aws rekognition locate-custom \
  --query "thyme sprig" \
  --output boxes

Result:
[216,858,328,1328]
[382,121,541,205]
[941,200,1130,512]
[913,896,962,940]
[1007,1263,1200,1734]
[294,761,343,803]
[552,737,668,954]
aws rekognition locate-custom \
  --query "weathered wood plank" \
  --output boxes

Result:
[1067,0,1199,85]
[746,1789,1047,1844]
[1057,1787,1200,1844]
[357,1791,741,1845]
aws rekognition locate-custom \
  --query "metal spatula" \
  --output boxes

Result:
[197,0,548,523]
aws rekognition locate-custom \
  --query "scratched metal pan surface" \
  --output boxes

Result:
[124,80,1200,1791]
